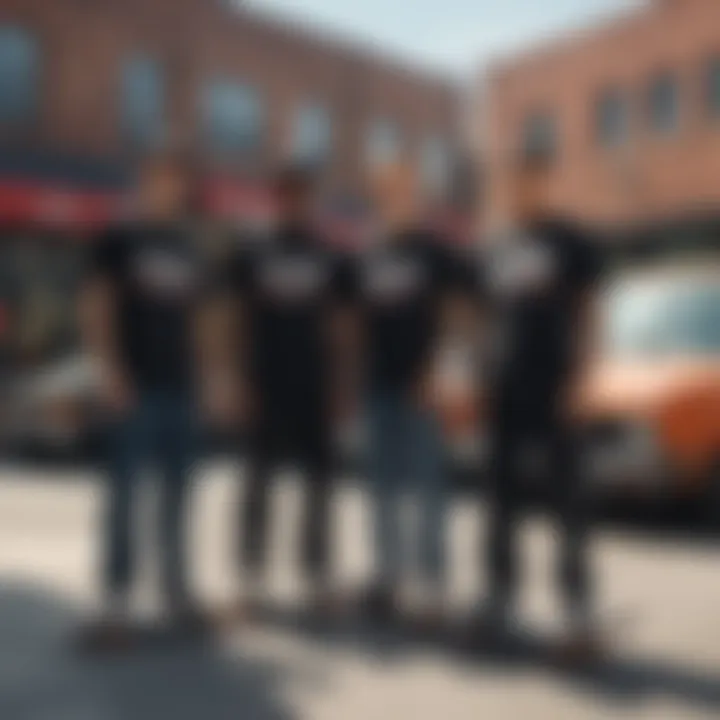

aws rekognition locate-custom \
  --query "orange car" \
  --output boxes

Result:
[435,260,720,506]
[577,262,720,514]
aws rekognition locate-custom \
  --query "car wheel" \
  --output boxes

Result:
[702,461,720,530]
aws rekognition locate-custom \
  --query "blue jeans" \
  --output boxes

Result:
[104,391,198,605]
[367,391,446,588]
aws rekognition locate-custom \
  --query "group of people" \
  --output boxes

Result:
[80,147,603,661]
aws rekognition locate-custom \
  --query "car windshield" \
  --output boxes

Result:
[604,273,720,358]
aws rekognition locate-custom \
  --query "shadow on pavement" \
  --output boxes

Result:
[455,637,720,713]
[556,656,720,710]
[0,581,297,720]
[253,600,720,715]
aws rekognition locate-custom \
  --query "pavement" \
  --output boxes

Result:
[0,462,718,720]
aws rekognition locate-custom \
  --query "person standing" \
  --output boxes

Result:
[80,149,210,648]
[475,159,603,659]
[226,166,356,615]
[359,163,466,624]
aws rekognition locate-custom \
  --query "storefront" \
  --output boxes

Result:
[0,152,126,456]
[0,151,466,457]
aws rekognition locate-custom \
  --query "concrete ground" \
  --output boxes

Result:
[0,461,718,720]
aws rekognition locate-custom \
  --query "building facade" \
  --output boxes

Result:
[482,0,720,242]
[0,0,460,222]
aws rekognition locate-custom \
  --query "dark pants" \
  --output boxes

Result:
[367,390,446,588]
[240,398,333,582]
[104,391,198,604]
[486,391,590,614]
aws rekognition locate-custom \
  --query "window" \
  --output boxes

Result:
[647,73,679,134]
[203,80,263,154]
[596,88,629,147]
[420,135,452,195]
[291,102,332,163]
[0,26,39,125]
[365,118,401,166]
[121,56,164,149]
[521,112,557,162]
[707,57,720,119]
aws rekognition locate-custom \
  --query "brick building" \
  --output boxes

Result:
[482,0,720,244]
[0,0,460,224]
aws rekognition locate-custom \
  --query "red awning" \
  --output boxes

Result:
[202,178,276,223]
[0,181,124,231]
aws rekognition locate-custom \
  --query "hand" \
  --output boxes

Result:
[202,377,237,428]
[561,370,590,423]
[99,364,135,417]
[331,387,357,425]
[412,372,438,411]
[235,380,259,427]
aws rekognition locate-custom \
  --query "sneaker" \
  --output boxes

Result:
[302,582,350,629]
[75,616,134,656]
[466,597,518,652]
[553,615,606,668]
[167,601,213,637]
[221,574,266,626]
[358,584,401,624]
[411,601,447,639]
[307,579,346,613]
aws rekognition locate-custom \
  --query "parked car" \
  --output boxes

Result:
[577,261,720,515]
[1,353,103,460]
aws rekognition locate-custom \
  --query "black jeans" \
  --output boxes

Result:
[239,402,333,583]
[485,393,591,614]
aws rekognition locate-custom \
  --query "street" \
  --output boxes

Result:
[0,462,718,720]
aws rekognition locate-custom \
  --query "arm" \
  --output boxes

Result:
[78,270,134,415]
[567,288,600,420]
[327,253,363,422]
[194,289,239,426]
[416,244,485,409]
[198,244,256,426]
[566,228,604,418]
[79,276,119,370]
[328,302,362,422]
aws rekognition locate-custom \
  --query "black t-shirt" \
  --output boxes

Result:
[88,221,207,393]
[227,224,354,404]
[359,229,466,393]
[478,218,603,399]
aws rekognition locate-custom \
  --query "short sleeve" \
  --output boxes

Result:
[429,239,478,298]
[86,227,126,282]
[451,246,483,299]
[565,225,604,292]
[223,238,255,298]
[330,252,359,305]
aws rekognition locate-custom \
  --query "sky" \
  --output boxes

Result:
[246,0,647,78]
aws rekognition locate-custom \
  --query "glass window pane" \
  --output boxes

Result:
[121,56,164,148]
[204,80,263,154]
[648,73,679,134]
[522,112,556,160]
[596,89,629,146]
[366,118,401,166]
[0,27,39,125]
[421,135,451,195]
[292,103,331,162]
[708,58,720,119]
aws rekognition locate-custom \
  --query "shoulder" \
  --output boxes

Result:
[532,217,590,248]
[401,228,443,260]
[323,241,356,265]
[97,220,136,248]
[221,231,264,281]
[420,229,462,267]
[547,219,602,264]
[88,222,137,270]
